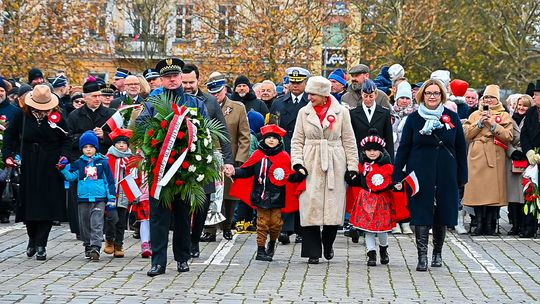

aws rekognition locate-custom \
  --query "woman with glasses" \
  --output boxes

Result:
[393,79,467,271]
[462,85,513,236]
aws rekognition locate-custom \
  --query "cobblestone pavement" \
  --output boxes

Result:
[0,208,539,303]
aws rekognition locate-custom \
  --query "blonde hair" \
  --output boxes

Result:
[137,75,151,98]
[518,94,533,108]
[416,79,447,104]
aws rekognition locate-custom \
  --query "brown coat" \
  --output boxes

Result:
[221,97,251,200]
[291,97,359,226]
[463,108,513,207]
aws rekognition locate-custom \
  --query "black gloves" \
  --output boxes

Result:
[345,171,363,187]
[288,172,306,183]
[293,164,308,176]
[510,150,526,161]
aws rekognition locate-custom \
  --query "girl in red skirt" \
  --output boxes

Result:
[349,129,396,266]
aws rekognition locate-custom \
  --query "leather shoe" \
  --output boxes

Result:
[26,246,37,257]
[36,246,46,261]
[200,232,216,242]
[295,235,303,243]
[177,261,190,272]
[0,216,10,224]
[190,246,200,258]
[324,248,334,260]
[147,265,165,277]
[278,233,290,245]
[308,257,319,264]
[223,230,233,240]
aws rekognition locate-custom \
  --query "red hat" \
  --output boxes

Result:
[260,124,286,138]
[109,128,133,144]
[450,79,469,97]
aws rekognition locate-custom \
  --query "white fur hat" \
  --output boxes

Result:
[389,64,405,82]
[305,76,331,97]
[430,70,451,88]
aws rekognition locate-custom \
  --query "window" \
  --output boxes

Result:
[176,4,193,39]
[218,5,236,40]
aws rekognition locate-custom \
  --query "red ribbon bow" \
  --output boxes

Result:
[48,112,61,124]
[441,114,455,129]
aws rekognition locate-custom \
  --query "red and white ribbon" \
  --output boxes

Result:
[441,114,455,130]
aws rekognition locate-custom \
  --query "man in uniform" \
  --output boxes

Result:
[143,68,162,92]
[112,68,130,98]
[341,64,391,110]
[269,67,310,244]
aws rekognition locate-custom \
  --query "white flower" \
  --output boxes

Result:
[203,138,210,147]
[196,174,204,182]
[206,155,213,163]
[188,165,196,172]
[192,118,200,126]
[273,168,285,181]
[371,173,384,186]
[195,155,202,161]
[190,143,196,152]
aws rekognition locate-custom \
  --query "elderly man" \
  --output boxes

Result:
[259,80,278,108]
[341,64,391,110]
[231,75,268,117]
[465,88,479,116]
[110,75,144,109]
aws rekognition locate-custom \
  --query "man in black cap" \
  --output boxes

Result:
[143,68,162,92]
[231,75,269,117]
[99,83,116,108]
[112,68,130,98]
[49,76,70,113]
[341,64,391,110]
[28,68,45,87]
[66,78,116,239]
[138,57,235,276]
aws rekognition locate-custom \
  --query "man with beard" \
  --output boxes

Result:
[231,75,269,117]
[259,80,278,108]
[28,68,45,87]
[342,64,391,110]
[268,67,310,245]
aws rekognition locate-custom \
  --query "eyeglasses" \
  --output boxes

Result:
[424,91,441,97]
[125,83,140,86]
[74,99,85,104]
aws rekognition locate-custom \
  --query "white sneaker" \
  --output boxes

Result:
[391,223,402,234]
[401,223,413,234]
[455,209,468,234]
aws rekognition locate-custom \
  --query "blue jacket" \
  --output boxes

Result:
[138,87,208,122]
[61,154,116,203]
[373,67,392,95]
[0,98,20,123]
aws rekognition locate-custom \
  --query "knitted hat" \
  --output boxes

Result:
[109,128,132,146]
[260,124,286,139]
[388,64,405,82]
[430,70,451,88]
[361,79,377,94]
[28,67,44,84]
[79,130,99,150]
[328,69,347,87]
[0,77,10,92]
[449,79,469,97]
[247,110,264,134]
[360,129,386,152]
[483,84,500,101]
[305,76,331,97]
[395,81,412,100]
[234,75,251,88]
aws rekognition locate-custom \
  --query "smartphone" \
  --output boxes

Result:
[483,105,489,111]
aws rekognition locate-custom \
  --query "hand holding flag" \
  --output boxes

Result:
[402,171,420,196]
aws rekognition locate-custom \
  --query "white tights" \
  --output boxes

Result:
[140,220,150,243]
[365,232,388,252]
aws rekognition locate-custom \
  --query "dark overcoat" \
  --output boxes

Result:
[269,93,309,153]
[2,110,70,222]
[392,108,468,226]
[349,104,395,161]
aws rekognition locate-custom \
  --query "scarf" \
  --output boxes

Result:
[417,104,444,135]
[393,103,418,118]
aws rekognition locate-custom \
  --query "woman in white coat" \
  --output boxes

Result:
[290,76,359,264]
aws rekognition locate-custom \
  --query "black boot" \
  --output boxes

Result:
[36,246,46,261]
[26,239,36,257]
[379,245,389,265]
[484,207,497,236]
[508,203,521,235]
[471,207,485,236]
[367,250,377,266]
[415,225,430,271]
[520,212,537,238]
[431,225,446,267]
[266,240,276,258]
[256,246,272,261]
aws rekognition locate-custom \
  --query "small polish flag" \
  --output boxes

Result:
[132,33,141,41]
[403,171,420,196]
[106,111,124,131]
[119,175,142,202]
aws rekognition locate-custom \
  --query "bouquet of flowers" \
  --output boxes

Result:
[522,163,540,219]
[133,93,228,209]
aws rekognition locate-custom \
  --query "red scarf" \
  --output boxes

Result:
[313,97,331,125]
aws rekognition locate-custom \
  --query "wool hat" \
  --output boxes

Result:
[361,79,377,94]
[0,77,10,92]
[360,129,386,152]
[24,85,59,111]
[247,110,264,134]
[234,75,251,88]
[430,70,451,88]
[83,77,102,94]
[28,67,44,84]
[395,81,412,100]
[349,64,370,75]
[388,64,405,82]
[79,130,99,150]
[260,124,286,139]
[450,79,469,97]
[305,76,331,97]
[109,128,133,146]
[328,69,347,87]
[483,84,500,101]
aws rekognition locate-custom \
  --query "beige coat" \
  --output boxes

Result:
[463,108,513,207]
[220,97,251,200]
[291,98,359,226]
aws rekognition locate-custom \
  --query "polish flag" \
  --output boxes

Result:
[106,111,124,131]
[403,171,420,196]
[119,174,142,202]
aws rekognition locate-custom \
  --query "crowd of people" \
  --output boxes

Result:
[0,58,539,277]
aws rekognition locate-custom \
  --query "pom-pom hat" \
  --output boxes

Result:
[360,128,386,152]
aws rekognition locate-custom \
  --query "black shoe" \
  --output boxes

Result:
[147,265,165,277]
[278,233,290,245]
[324,247,334,260]
[190,243,200,258]
[367,250,377,266]
[308,257,319,264]
[416,255,428,271]
[51,221,61,226]
[133,229,140,239]
[508,226,520,236]
[350,229,360,243]
[89,248,100,261]
[431,225,445,267]
[0,216,10,224]
[379,245,389,265]
[223,230,233,240]
[200,232,216,242]
[266,240,276,258]
[295,235,303,243]
[84,246,91,259]
[26,245,37,257]
[256,246,272,261]
[36,247,46,261]
[177,261,190,272]
[431,252,442,267]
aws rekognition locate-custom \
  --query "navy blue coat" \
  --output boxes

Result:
[392,108,467,226]
[269,93,309,153]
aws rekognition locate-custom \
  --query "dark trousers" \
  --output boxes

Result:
[26,220,53,247]
[105,207,127,246]
[150,196,191,267]
[301,225,338,258]
[191,194,211,245]
[67,183,79,235]
[0,181,11,219]
[237,201,254,222]
[203,199,238,235]
[281,211,302,236]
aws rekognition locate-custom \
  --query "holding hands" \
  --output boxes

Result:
[224,164,235,178]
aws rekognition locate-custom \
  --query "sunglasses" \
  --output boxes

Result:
[74,99,85,104]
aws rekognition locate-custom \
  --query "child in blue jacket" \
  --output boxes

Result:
[59,131,116,261]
